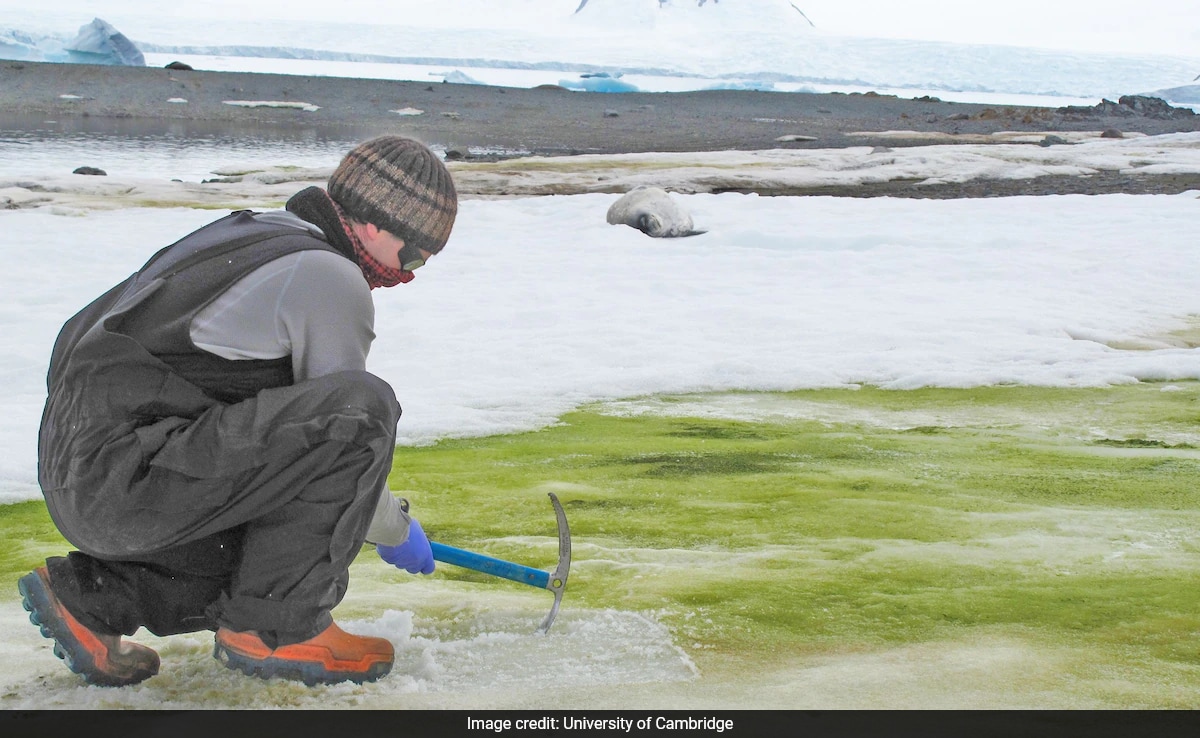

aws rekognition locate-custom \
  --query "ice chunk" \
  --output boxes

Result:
[65,18,145,67]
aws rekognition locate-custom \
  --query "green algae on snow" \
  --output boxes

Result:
[5,382,1199,706]
[388,382,1200,706]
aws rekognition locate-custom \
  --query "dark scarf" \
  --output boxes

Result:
[285,186,414,289]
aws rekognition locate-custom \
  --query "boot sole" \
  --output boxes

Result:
[213,641,392,686]
[18,570,157,687]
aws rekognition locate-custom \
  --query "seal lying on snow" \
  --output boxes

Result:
[606,186,706,238]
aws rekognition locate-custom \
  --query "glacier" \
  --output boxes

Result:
[0,0,1197,106]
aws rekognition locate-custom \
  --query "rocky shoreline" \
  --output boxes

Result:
[3,60,1200,198]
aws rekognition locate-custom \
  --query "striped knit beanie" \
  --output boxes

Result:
[328,136,458,255]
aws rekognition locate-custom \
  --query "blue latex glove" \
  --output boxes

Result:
[377,518,435,575]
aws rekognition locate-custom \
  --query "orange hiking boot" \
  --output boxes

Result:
[17,566,160,687]
[213,622,394,685]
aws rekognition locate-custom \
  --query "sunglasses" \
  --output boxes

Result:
[398,241,426,271]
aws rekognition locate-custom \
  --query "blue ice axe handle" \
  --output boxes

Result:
[428,493,571,634]
[429,542,550,589]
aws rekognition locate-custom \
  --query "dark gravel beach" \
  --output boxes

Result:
[3,59,1199,197]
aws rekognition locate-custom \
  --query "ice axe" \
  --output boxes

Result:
[428,492,571,634]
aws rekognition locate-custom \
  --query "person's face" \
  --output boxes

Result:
[354,222,433,272]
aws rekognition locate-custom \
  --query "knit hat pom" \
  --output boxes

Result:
[328,136,458,255]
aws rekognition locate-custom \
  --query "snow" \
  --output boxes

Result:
[4,134,1200,502]
[1,0,1199,708]
[222,100,322,112]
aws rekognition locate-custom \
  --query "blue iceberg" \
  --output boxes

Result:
[558,73,641,93]
[0,18,144,66]
[65,18,145,66]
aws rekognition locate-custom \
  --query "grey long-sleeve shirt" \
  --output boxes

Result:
[188,211,411,546]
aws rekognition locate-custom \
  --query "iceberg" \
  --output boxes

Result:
[64,18,145,66]
[559,74,641,93]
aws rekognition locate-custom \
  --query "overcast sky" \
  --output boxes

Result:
[799,0,1198,57]
[4,1,1197,59]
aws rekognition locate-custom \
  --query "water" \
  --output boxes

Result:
[0,114,367,181]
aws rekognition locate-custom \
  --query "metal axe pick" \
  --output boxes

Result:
[428,492,571,634]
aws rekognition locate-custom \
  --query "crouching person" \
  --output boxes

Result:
[19,136,456,686]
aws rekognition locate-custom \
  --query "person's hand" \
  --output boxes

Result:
[376,518,435,574]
